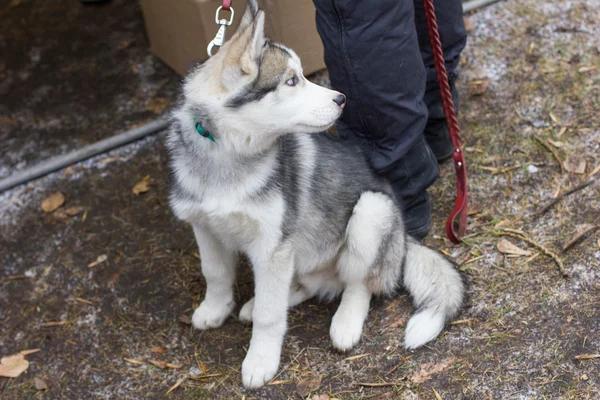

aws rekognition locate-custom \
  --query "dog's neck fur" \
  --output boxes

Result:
[181,97,283,156]
[171,105,281,191]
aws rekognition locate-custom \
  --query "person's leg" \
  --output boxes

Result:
[313,0,439,238]
[413,0,467,161]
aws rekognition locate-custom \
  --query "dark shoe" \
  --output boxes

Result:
[423,79,459,162]
[404,191,432,240]
[425,120,453,162]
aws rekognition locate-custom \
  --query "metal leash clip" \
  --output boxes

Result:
[207,6,235,57]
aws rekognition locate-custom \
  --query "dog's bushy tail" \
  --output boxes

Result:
[402,237,464,349]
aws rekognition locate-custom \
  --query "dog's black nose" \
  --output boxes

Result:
[333,94,346,109]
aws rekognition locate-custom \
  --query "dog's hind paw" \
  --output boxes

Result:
[241,345,280,388]
[239,297,254,323]
[192,299,234,330]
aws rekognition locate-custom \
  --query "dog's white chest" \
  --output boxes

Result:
[206,211,260,247]
[172,190,284,251]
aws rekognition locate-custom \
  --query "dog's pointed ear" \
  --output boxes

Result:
[238,0,260,32]
[221,6,265,87]
[239,10,265,73]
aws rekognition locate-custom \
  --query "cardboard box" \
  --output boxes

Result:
[140,0,325,76]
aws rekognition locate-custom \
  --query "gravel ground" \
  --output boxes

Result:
[1,0,599,399]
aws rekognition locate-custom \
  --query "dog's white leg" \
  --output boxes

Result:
[330,282,372,351]
[191,224,237,330]
[241,242,294,388]
[239,285,314,322]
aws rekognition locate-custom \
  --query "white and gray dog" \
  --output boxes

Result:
[167,0,464,388]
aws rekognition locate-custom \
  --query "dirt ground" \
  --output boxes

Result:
[1,0,599,399]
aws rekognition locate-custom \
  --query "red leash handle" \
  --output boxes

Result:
[222,0,232,11]
[422,0,469,243]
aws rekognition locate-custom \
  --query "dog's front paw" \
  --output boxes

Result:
[239,297,254,323]
[330,310,364,351]
[241,345,280,388]
[192,299,234,330]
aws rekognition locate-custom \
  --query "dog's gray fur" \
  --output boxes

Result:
[167,0,464,388]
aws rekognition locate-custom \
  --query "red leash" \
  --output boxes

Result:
[221,0,232,11]
[422,0,469,243]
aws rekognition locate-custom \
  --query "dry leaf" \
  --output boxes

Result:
[575,354,600,360]
[41,192,65,212]
[166,363,182,369]
[386,316,408,329]
[311,395,330,400]
[432,388,443,400]
[409,358,455,384]
[65,207,82,216]
[62,165,74,176]
[34,377,48,390]
[562,224,599,253]
[146,98,168,115]
[597,238,600,250]
[132,175,152,195]
[467,204,484,216]
[564,155,586,174]
[123,358,145,365]
[468,78,491,96]
[497,238,532,257]
[179,315,192,325]
[590,163,600,177]
[199,361,207,375]
[0,353,29,378]
[150,346,167,354]
[88,254,107,268]
[463,16,474,32]
[296,375,322,397]
[0,117,18,125]
[53,206,82,221]
[148,359,166,369]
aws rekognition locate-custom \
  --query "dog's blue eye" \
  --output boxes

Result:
[286,76,298,87]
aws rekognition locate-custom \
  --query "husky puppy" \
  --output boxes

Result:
[167,0,464,388]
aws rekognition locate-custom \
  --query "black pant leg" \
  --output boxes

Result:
[313,0,439,204]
